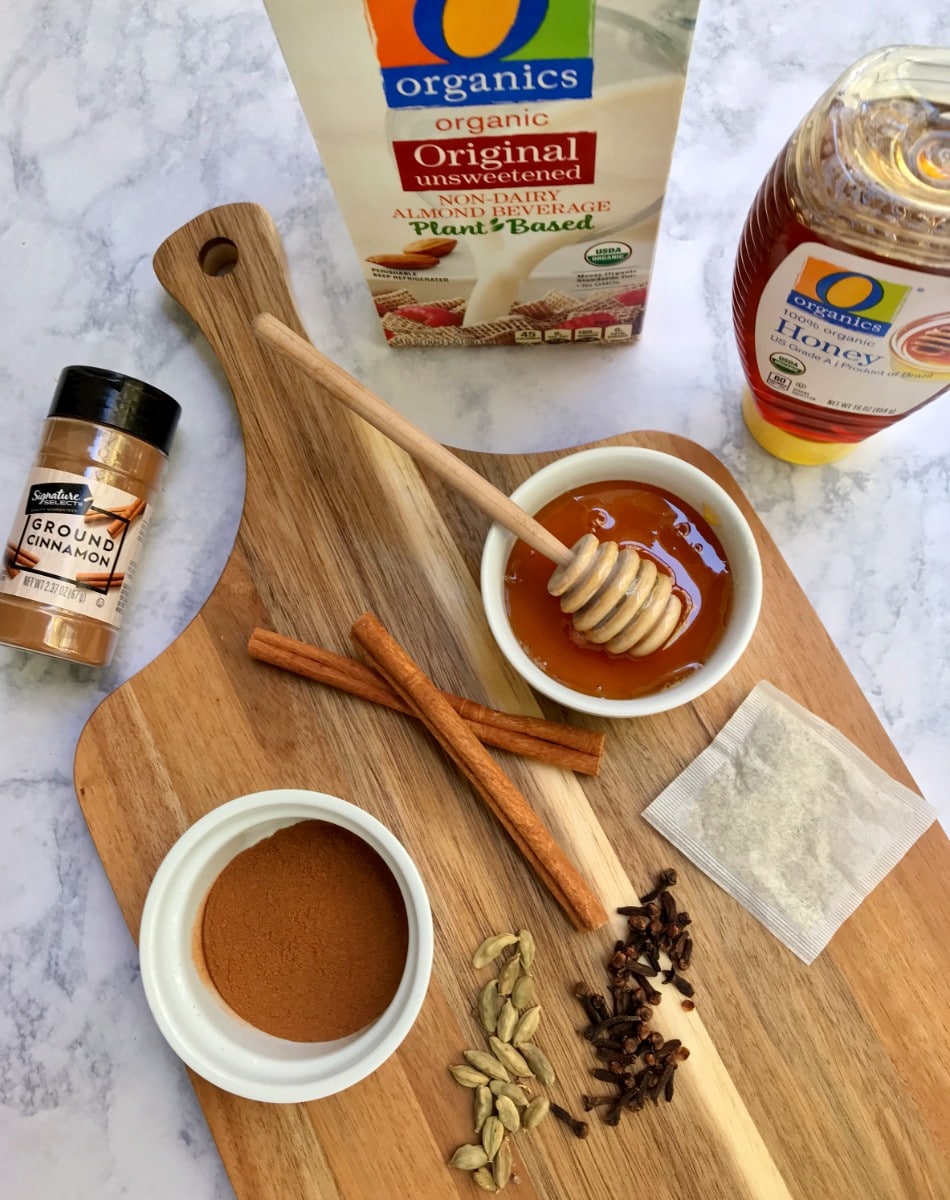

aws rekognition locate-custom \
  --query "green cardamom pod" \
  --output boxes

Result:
[473,1167,499,1192]
[522,1096,551,1131]
[478,979,501,1035]
[494,1094,521,1133]
[517,929,536,970]
[493,1137,513,1189]
[481,1115,504,1160]
[463,1049,510,1082]
[512,1005,541,1047]
[489,1036,533,1078]
[472,934,518,970]
[449,1144,489,1170]
[495,999,518,1043]
[473,1085,493,1133]
[490,1080,529,1107]
[510,974,537,1010]
[449,1064,491,1088]
[517,1043,555,1086]
[496,953,522,996]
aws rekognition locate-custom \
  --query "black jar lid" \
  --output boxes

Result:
[48,366,181,455]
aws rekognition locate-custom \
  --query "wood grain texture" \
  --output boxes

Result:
[74,205,950,1200]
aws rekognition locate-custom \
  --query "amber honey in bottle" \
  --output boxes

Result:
[733,47,950,465]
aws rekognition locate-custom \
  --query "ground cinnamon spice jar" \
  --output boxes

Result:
[0,366,180,666]
[199,819,410,1042]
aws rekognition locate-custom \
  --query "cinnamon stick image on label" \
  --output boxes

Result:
[4,542,40,578]
[75,572,125,589]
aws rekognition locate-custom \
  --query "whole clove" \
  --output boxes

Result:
[549,1102,589,1139]
[671,973,695,998]
[569,868,697,1127]
[624,958,659,978]
[639,868,676,903]
[572,983,604,1027]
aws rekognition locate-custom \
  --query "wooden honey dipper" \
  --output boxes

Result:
[253,314,683,657]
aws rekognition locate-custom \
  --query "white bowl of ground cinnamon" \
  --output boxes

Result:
[139,789,433,1103]
[481,446,762,718]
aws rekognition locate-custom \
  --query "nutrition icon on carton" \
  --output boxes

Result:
[263,0,699,346]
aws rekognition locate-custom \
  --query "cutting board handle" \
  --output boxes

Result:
[153,203,309,423]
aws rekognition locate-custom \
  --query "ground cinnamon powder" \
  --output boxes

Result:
[200,820,409,1042]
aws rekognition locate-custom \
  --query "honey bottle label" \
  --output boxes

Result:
[1,467,149,630]
[754,242,950,417]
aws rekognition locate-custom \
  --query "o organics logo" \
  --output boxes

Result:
[364,0,594,108]
[787,256,910,337]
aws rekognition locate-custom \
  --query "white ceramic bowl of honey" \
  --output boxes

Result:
[480,446,762,718]
[139,789,433,1103]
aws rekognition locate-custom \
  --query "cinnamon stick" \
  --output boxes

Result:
[247,628,603,775]
[351,613,608,932]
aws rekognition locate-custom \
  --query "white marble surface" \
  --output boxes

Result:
[0,1,947,1195]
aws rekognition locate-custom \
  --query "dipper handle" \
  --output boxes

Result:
[252,313,573,567]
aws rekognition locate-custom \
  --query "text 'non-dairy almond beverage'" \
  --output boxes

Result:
[263,0,699,346]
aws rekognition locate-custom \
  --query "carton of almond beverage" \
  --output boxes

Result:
[263,0,699,346]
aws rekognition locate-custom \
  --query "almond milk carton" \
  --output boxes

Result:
[263,1,699,346]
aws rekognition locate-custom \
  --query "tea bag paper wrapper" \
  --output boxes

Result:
[643,681,936,963]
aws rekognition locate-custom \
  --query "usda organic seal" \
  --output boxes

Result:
[584,242,632,267]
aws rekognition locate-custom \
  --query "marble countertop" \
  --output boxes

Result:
[1,1,947,1195]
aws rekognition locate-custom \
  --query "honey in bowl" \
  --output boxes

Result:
[505,481,732,700]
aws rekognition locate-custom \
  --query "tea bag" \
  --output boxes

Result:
[643,681,936,963]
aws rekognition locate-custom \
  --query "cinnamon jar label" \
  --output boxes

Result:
[1,467,149,629]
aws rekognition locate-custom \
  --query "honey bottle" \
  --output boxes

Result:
[733,47,950,464]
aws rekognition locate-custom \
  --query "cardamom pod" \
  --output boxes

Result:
[478,979,501,1035]
[495,999,518,1043]
[449,1064,491,1088]
[473,1167,499,1193]
[512,1005,541,1047]
[517,1043,556,1086]
[481,1115,504,1160]
[449,1144,489,1170]
[463,1049,510,1082]
[473,1085,493,1133]
[496,953,522,996]
[522,1096,551,1130]
[472,934,518,970]
[494,1093,521,1133]
[489,1036,533,1078]
[490,1080,529,1107]
[493,1137,513,1189]
[517,929,536,970]
[510,974,537,1010]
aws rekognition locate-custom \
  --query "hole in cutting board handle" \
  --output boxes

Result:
[199,238,239,276]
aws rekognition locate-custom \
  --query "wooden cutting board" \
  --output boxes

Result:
[74,204,950,1200]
